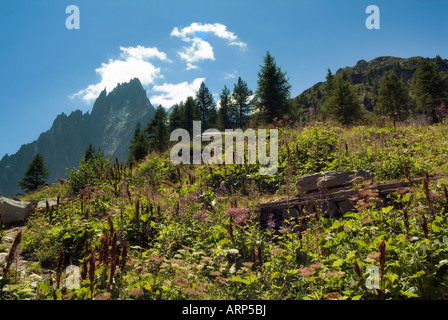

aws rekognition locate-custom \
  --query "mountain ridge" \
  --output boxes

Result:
[0,78,156,196]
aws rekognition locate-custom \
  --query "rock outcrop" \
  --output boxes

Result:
[0,197,36,225]
[296,170,373,193]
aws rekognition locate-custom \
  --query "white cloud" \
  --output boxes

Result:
[119,45,171,62]
[178,38,215,64]
[171,22,247,69]
[224,70,238,79]
[70,45,169,103]
[150,78,205,108]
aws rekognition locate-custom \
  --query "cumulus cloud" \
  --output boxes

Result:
[150,78,205,108]
[70,45,169,103]
[171,22,247,70]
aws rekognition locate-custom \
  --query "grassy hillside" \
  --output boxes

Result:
[1,120,448,300]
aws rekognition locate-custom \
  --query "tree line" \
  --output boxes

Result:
[128,51,291,163]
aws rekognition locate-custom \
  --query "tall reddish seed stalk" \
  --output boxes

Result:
[109,232,118,292]
[55,248,65,287]
[403,162,412,185]
[353,260,362,279]
[421,214,429,239]
[378,240,386,281]
[120,240,128,271]
[422,173,435,219]
[402,209,410,240]
[89,249,96,299]
[3,230,22,277]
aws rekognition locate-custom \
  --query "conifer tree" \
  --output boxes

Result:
[231,77,253,128]
[196,82,215,129]
[146,105,169,153]
[255,51,291,123]
[412,58,448,122]
[376,70,410,121]
[217,85,231,130]
[182,96,198,135]
[83,143,96,162]
[18,153,49,193]
[324,74,363,125]
[168,103,183,132]
[128,122,149,162]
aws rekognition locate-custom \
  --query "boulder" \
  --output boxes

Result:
[296,170,373,193]
[36,198,58,210]
[0,197,36,225]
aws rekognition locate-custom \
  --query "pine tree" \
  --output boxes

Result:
[168,103,183,132]
[217,85,231,130]
[18,153,49,193]
[196,82,215,129]
[324,74,363,125]
[231,77,253,127]
[376,70,410,121]
[128,122,149,163]
[83,143,96,162]
[182,96,198,135]
[255,51,291,123]
[412,58,448,122]
[146,105,169,153]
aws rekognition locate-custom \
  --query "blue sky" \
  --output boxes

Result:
[0,0,447,157]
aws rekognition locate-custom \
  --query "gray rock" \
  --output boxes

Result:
[296,170,373,193]
[37,198,58,210]
[0,197,35,225]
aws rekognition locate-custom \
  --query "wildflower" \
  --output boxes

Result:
[128,288,144,299]
[298,267,315,277]
[324,292,341,300]
[193,212,209,221]
[173,277,189,288]
[365,251,380,264]
[95,292,112,300]
[271,248,284,255]
[216,277,228,285]
[267,213,276,230]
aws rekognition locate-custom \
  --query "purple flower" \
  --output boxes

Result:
[225,207,250,226]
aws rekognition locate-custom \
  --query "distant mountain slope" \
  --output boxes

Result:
[292,56,448,118]
[0,78,156,196]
